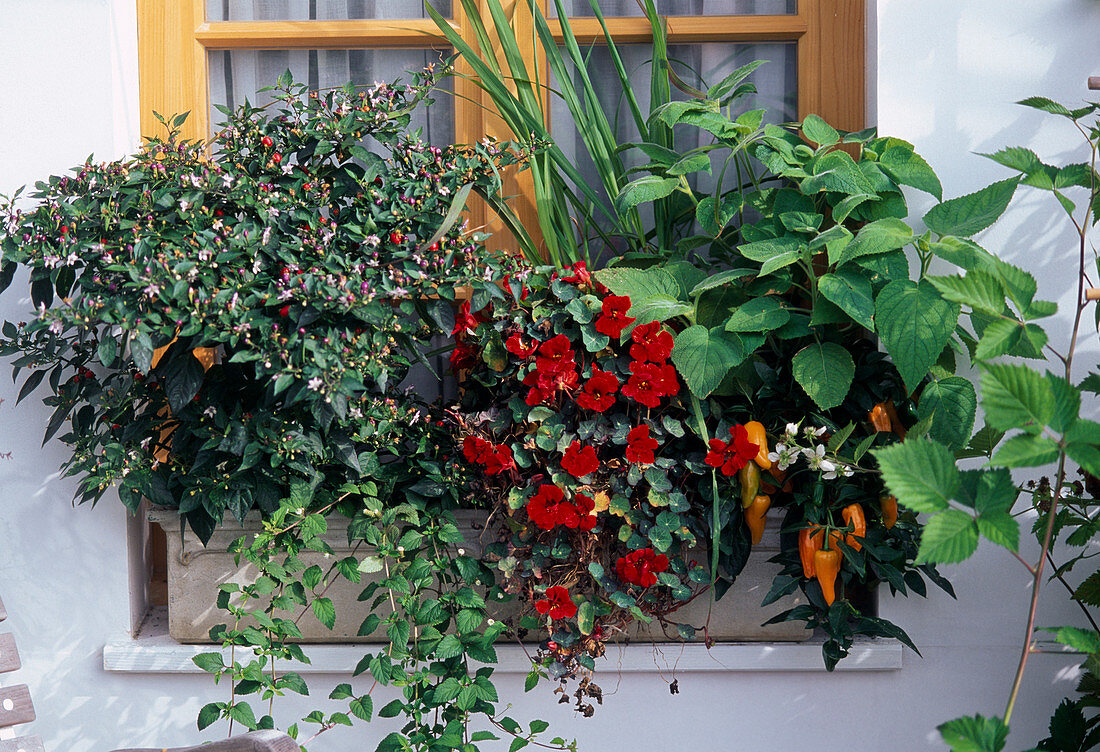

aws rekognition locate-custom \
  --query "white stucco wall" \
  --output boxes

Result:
[0,1,1097,750]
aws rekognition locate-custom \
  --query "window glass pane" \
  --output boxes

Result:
[207,0,450,21]
[207,48,453,144]
[551,0,795,16]
[549,42,796,257]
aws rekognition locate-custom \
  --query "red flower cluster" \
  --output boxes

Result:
[620,321,680,408]
[450,300,489,372]
[522,334,578,406]
[561,441,599,478]
[463,436,515,476]
[625,425,659,465]
[621,360,679,408]
[615,548,669,588]
[527,484,597,531]
[535,585,577,620]
[594,295,636,338]
[576,367,619,412]
[704,424,759,476]
[629,321,674,363]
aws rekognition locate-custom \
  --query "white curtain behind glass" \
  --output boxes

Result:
[554,0,795,16]
[209,0,449,20]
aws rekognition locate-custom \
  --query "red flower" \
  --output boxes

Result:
[505,332,538,358]
[656,363,680,398]
[503,274,530,301]
[575,367,619,412]
[594,295,636,338]
[522,364,578,406]
[704,424,759,476]
[525,382,553,407]
[560,261,593,287]
[535,334,575,374]
[527,484,591,530]
[622,361,669,408]
[630,321,674,363]
[561,441,599,478]
[535,585,577,620]
[449,341,478,372]
[625,425,659,465]
[451,300,487,338]
[573,493,598,531]
[461,436,514,475]
[615,549,669,588]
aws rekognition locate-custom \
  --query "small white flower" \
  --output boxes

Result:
[767,443,799,471]
[48,320,64,335]
[65,252,79,266]
[783,422,799,441]
[179,200,190,212]
[307,376,323,391]
[804,425,827,440]
[203,406,217,418]
[143,283,161,298]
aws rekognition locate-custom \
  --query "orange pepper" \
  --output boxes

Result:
[868,403,892,433]
[739,462,761,509]
[799,527,820,578]
[880,495,898,529]
[841,504,866,551]
[744,421,772,470]
[884,400,907,439]
[814,547,842,606]
[745,494,771,545]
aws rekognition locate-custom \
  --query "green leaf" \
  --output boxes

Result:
[192,652,224,674]
[938,714,1009,752]
[877,139,943,200]
[311,597,335,629]
[130,331,154,374]
[875,280,960,393]
[629,294,693,327]
[197,702,222,731]
[577,601,595,635]
[790,342,854,410]
[924,177,1019,237]
[1066,442,1100,478]
[350,695,373,721]
[1017,96,1073,117]
[801,150,878,195]
[670,325,751,399]
[874,437,961,513]
[1044,626,1100,653]
[918,509,979,564]
[1046,372,1080,434]
[980,362,1054,434]
[817,268,875,330]
[594,266,680,304]
[614,176,680,213]
[992,434,1060,468]
[723,297,790,332]
[832,218,913,266]
[738,236,804,276]
[974,319,1023,361]
[801,114,839,147]
[975,511,1019,552]
[927,271,1006,316]
[918,377,977,451]
[1074,572,1100,607]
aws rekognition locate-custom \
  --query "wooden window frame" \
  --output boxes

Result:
[138,1,864,241]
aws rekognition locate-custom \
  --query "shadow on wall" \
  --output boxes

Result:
[878,0,1100,344]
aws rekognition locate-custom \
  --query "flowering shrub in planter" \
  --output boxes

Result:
[0,72,521,540]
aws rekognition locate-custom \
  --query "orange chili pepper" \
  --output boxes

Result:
[745,494,771,545]
[814,547,843,606]
[744,421,772,470]
[884,400,907,439]
[841,504,866,551]
[880,494,898,529]
[868,403,892,433]
[799,526,821,578]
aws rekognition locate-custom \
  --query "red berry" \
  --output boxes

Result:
[272,153,282,164]
[389,231,404,245]
[59,225,69,235]
[261,136,273,148]
[428,242,439,252]
[279,305,290,318]
[546,641,558,651]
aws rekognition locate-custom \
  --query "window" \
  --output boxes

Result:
[137,0,864,252]
[132,0,865,633]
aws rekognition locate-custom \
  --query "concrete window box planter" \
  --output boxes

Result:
[148,509,809,644]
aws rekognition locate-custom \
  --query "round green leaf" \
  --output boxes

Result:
[791,342,854,410]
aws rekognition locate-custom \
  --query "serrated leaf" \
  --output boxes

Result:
[1045,626,1100,653]
[874,438,961,513]
[918,509,979,564]
[615,176,680,213]
[197,702,222,731]
[832,218,913,266]
[791,342,854,410]
[629,294,692,327]
[980,362,1054,434]
[724,297,790,332]
[976,511,1019,552]
[974,318,1023,361]
[311,597,335,629]
[938,714,1009,752]
[924,178,1019,237]
[927,271,1006,316]
[875,279,959,393]
[818,268,875,330]
[802,114,839,146]
[671,325,750,399]
[877,139,943,200]
[918,377,977,450]
[1074,571,1100,608]
[991,433,1060,468]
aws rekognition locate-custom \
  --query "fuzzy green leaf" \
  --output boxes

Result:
[791,342,854,410]
[918,510,979,564]
[924,178,1019,237]
[874,437,961,513]
[875,280,959,393]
